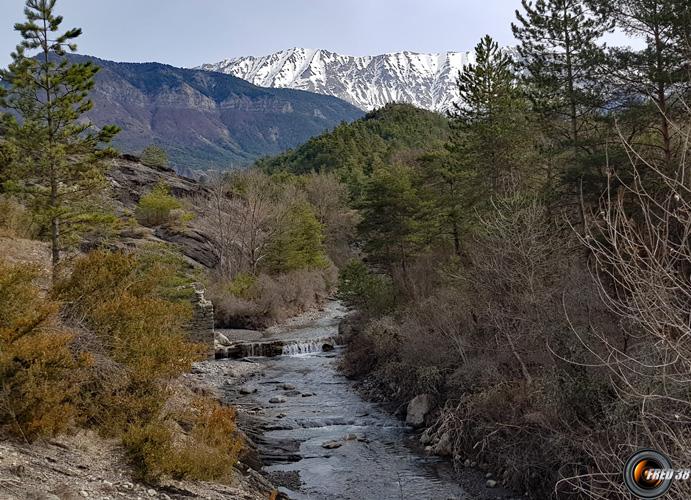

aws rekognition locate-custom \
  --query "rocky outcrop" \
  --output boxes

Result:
[154,226,218,269]
[105,155,218,269]
[406,394,433,427]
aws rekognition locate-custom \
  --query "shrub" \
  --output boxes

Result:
[0,195,35,238]
[338,260,395,315]
[140,145,169,168]
[0,260,85,440]
[53,250,203,433]
[210,266,337,328]
[124,397,242,482]
[226,272,258,300]
[135,183,183,227]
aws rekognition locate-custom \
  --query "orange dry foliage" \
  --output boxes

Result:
[0,260,86,440]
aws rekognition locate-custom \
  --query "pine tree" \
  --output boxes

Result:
[603,0,691,170]
[358,163,434,272]
[443,35,537,239]
[512,0,612,160]
[0,0,120,272]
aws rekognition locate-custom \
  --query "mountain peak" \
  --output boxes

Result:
[198,48,474,112]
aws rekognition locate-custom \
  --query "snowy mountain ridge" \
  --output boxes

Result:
[198,48,475,112]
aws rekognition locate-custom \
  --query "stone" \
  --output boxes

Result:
[485,472,493,479]
[486,479,497,488]
[238,386,256,395]
[276,413,287,419]
[269,396,287,404]
[322,343,334,352]
[215,332,231,346]
[80,492,89,498]
[301,392,315,397]
[321,440,342,449]
[405,394,433,427]
[433,431,453,456]
[463,459,471,468]
[147,488,157,497]
[471,461,477,468]
[344,433,358,441]
[419,428,434,446]
[280,383,296,390]
[283,390,301,397]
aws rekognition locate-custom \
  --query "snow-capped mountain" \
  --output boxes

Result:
[199,48,474,113]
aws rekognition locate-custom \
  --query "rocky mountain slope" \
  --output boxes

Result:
[69,55,363,171]
[199,48,473,113]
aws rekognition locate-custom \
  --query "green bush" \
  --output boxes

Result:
[140,145,169,168]
[338,260,395,315]
[226,272,258,299]
[135,183,183,227]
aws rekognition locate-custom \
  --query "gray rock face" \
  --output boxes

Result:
[405,394,433,427]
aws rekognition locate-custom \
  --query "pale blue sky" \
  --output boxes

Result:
[0,0,637,68]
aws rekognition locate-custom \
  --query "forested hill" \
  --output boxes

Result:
[257,103,450,176]
[65,54,364,172]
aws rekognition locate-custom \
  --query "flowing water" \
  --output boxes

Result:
[221,302,490,500]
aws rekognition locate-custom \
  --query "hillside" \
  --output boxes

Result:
[258,103,450,176]
[68,55,363,171]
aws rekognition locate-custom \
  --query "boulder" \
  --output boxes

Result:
[433,431,453,456]
[269,396,287,404]
[321,440,342,449]
[215,332,231,346]
[405,394,432,427]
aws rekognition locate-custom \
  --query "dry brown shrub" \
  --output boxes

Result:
[210,266,337,328]
[0,259,86,440]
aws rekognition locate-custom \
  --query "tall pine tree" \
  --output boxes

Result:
[443,35,537,238]
[512,0,612,163]
[603,0,691,170]
[0,0,119,272]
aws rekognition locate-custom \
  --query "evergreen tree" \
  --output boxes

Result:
[264,201,328,273]
[603,0,691,170]
[442,35,537,242]
[449,35,534,193]
[512,0,612,160]
[358,164,434,272]
[0,0,119,271]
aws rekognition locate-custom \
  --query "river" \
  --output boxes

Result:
[218,302,507,500]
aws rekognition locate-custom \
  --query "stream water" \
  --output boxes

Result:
[221,302,491,500]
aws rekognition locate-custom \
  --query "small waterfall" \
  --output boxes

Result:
[282,337,338,356]
[216,336,340,359]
